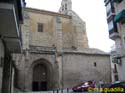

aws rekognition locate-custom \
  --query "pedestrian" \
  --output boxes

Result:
[99,80,104,88]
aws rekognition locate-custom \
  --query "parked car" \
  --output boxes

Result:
[72,81,95,92]
[102,81,125,93]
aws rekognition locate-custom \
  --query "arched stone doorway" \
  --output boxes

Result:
[32,64,47,91]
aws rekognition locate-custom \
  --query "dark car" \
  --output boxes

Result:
[102,81,125,93]
[72,81,95,92]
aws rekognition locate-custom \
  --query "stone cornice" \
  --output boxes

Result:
[25,7,72,19]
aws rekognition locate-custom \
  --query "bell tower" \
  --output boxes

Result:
[59,0,72,15]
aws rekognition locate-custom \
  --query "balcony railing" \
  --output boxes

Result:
[114,10,125,24]
[108,28,120,40]
[108,20,120,40]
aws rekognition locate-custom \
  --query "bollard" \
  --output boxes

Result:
[67,88,69,93]
[61,89,63,93]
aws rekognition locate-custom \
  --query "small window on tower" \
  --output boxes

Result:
[38,23,43,32]
[65,4,67,10]
[124,36,125,44]
[62,5,64,11]
[94,62,97,67]
[56,17,61,23]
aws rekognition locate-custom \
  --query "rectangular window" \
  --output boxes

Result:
[56,17,61,23]
[65,4,67,10]
[94,62,97,67]
[106,2,112,16]
[114,64,117,73]
[106,2,115,17]
[38,23,43,32]
[62,5,64,11]
[108,20,114,30]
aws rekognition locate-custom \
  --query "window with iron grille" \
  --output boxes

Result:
[38,23,43,32]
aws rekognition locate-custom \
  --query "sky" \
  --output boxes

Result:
[25,0,115,52]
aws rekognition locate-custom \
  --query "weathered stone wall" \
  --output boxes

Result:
[22,8,88,51]
[62,53,111,88]
[28,12,55,47]
[13,53,60,91]
[70,11,89,49]
[0,39,4,92]
[21,10,30,50]
[62,18,74,49]
[13,51,111,91]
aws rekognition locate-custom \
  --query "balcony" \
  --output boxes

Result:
[0,0,25,52]
[105,4,120,40]
[111,47,123,56]
[114,10,125,24]
[112,0,123,3]
[107,14,120,40]
[109,27,120,40]
[105,1,115,18]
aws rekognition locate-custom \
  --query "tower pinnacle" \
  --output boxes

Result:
[59,0,72,15]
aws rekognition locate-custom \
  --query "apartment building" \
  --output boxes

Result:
[0,0,25,93]
[104,0,125,81]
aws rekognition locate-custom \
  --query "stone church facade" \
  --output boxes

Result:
[13,0,111,92]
